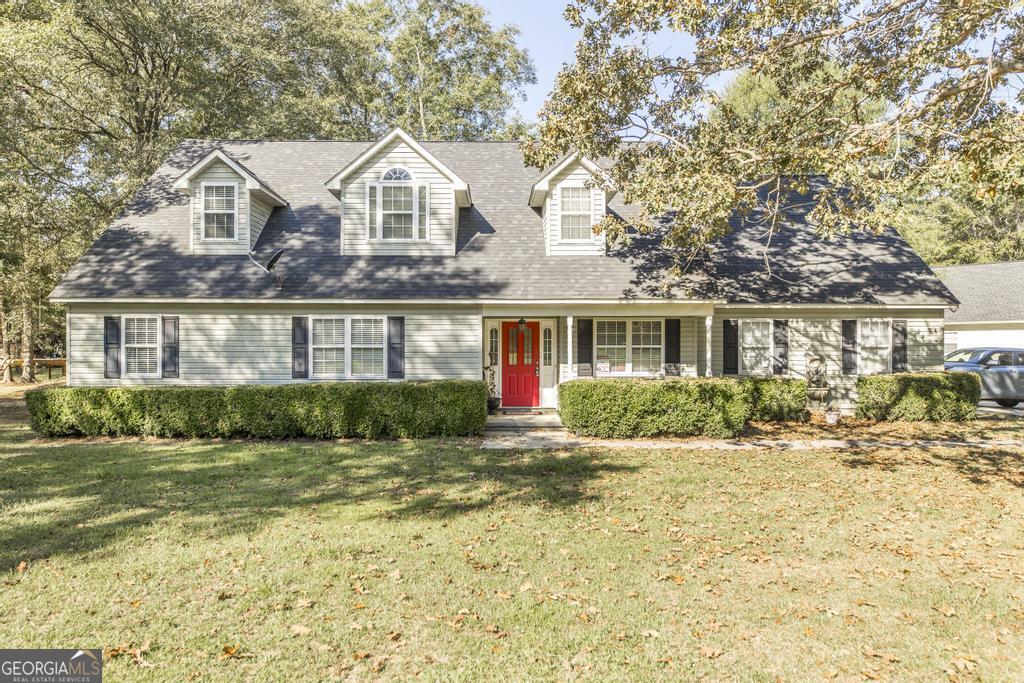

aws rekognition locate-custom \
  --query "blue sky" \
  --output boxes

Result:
[478,1,698,122]
[476,0,582,121]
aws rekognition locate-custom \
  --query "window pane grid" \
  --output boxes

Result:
[124,317,159,376]
[542,328,552,366]
[311,317,385,379]
[560,187,592,240]
[859,320,890,375]
[630,320,662,373]
[596,320,627,373]
[203,185,236,240]
[740,320,772,375]
[382,213,413,239]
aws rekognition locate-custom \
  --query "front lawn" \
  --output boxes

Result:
[1,404,1023,680]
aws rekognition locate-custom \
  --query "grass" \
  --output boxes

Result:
[1,396,1023,680]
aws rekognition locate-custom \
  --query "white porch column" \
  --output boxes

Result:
[704,315,714,376]
[566,315,574,380]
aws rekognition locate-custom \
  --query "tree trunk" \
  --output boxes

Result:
[20,305,34,382]
[0,308,10,383]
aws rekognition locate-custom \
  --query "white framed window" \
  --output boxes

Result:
[201,182,238,240]
[122,315,160,378]
[310,316,386,379]
[631,320,662,373]
[350,317,385,377]
[594,319,663,375]
[488,327,499,366]
[858,319,891,375]
[560,186,593,241]
[739,319,773,376]
[311,317,346,378]
[370,167,428,241]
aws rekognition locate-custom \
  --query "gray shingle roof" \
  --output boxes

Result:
[937,261,1024,323]
[51,139,957,306]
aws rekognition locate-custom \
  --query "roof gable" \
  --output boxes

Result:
[528,153,612,207]
[325,127,472,207]
[172,148,287,206]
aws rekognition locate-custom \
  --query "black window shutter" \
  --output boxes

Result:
[387,316,405,379]
[723,319,739,375]
[772,319,789,375]
[842,319,858,375]
[292,317,309,379]
[665,318,681,376]
[103,316,120,379]
[576,318,593,377]
[891,319,908,373]
[162,316,179,378]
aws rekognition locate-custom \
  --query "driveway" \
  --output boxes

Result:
[979,400,1024,418]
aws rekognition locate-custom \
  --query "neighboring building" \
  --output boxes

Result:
[938,261,1024,353]
[51,128,957,409]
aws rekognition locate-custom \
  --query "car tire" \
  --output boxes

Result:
[996,400,1020,408]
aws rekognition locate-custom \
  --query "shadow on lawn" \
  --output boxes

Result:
[841,448,1024,490]
[0,428,634,568]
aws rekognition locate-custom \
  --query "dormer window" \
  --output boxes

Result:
[560,186,593,241]
[202,182,238,240]
[367,167,428,241]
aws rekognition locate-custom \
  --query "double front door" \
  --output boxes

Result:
[501,321,540,407]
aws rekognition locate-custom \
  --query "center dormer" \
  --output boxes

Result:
[326,128,472,256]
[529,153,614,256]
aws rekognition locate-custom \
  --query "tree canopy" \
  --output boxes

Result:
[0,0,534,377]
[525,0,1024,271]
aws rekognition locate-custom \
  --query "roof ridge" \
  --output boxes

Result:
[193,138,527,144]
[939,259,1024,269]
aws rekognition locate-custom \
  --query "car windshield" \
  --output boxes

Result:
[945,350,984,363]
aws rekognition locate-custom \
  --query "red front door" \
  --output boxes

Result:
[501,321,540,407]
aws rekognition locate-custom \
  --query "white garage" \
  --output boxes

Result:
[939,261,1024,353]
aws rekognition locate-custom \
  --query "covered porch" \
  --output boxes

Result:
[481,302,717,409]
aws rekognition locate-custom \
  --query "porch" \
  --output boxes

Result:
[480,303,717,410]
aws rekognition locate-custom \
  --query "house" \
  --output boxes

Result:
[51,128,957,409]
[938,261,1024,353]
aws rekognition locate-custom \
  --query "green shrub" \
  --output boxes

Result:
[558,378,750,438]
[743,377,810,422]
[25,381,488,439]
[855,372,980,422]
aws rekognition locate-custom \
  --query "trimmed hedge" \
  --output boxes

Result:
[558,377,808,439]
[855,372,980,422]
[743,377,810,422]
[25,380,488,439]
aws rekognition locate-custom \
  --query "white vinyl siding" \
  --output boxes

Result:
[710,309,943,409]
[190,160,250,255]
[249,195,273,249]
[66,305,481,386]
[122,316,160,378]
[545,162,606,256]
[341,139,453,255]
[739,319,773,375]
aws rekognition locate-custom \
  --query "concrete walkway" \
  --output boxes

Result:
[481,430,1024,451]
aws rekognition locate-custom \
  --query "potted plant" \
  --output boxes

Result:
[483,365,500,414]
[824,401,842,426]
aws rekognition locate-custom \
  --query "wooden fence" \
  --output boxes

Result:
[9,358,66,381]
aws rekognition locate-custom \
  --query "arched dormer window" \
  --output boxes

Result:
[368,167,428,240]
[381,167,413,182]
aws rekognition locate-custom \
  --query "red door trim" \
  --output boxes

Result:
[501,321,540,407]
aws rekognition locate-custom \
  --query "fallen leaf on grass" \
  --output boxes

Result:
[933,606,956,618]
[220,645,252,660]
[290,624,311,637]
[352,651,371,661]
[863,646,900,663]
[701,647,723,659]
[386,631,401,642]
[15,561,27,573]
